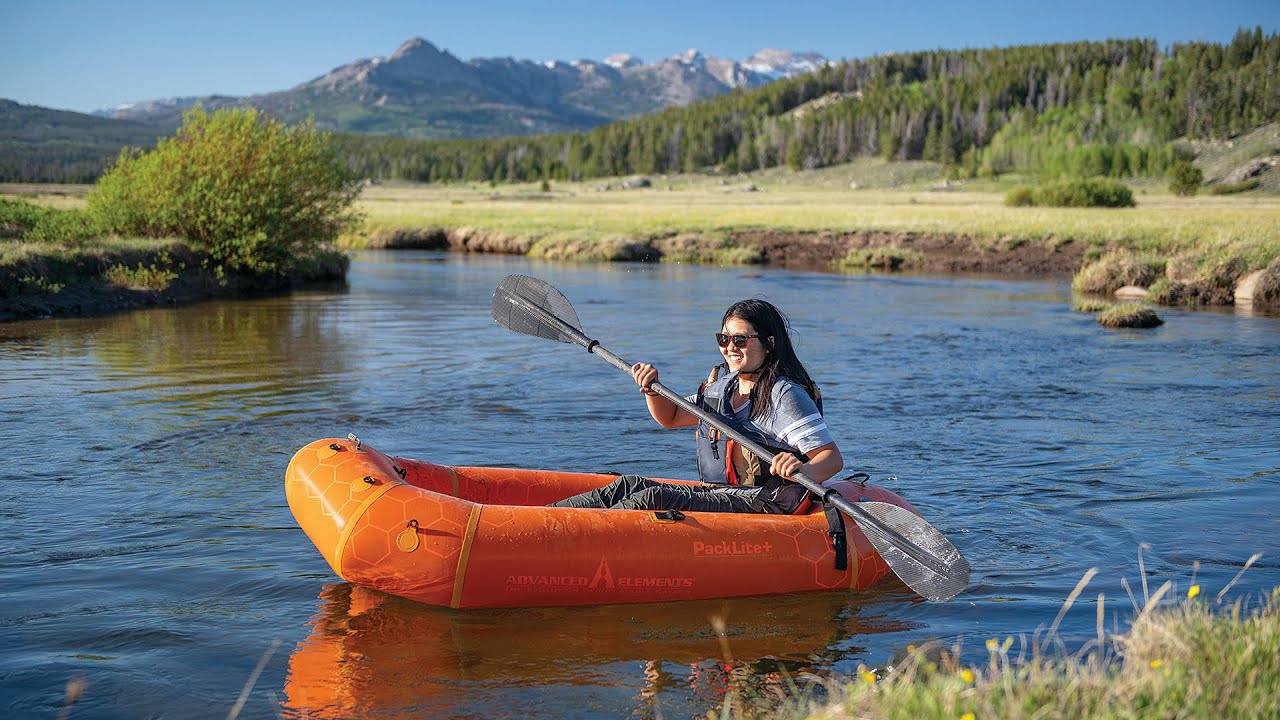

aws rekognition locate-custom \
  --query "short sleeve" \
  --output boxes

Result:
[769,383,834,454]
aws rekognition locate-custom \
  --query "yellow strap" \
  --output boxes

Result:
[448,466,460,497]
[332,479,398,579]
[450,505,483,609]
[847,534,861,589]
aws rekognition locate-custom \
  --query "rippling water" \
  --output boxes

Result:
[2,251,1277,718]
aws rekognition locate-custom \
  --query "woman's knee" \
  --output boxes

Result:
[614,486,677,510]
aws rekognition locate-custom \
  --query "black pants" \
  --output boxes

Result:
[548,475,759,513]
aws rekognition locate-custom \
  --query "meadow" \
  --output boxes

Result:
[348,162,1280,270]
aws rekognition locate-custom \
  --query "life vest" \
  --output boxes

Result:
[693,367,823,515]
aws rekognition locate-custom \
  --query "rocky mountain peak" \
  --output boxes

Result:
[675,48,707,68]
[98,38,830,138]
[743,48,829,78]
[603,53,642,69]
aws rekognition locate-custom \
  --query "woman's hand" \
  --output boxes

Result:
[770,452,804,480]
[632,362,660,396]
[773,444,842,483]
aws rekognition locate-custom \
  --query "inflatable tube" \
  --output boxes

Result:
[285,437,918,608]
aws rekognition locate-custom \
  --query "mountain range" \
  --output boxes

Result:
[98,38,829,139]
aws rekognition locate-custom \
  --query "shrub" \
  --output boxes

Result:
[26,208,108,245]
[87,106,361,274]
[1003,186,1034,207]
[1033,178,1136,208]
[1169,161,1204,196]
[0,197,55,235]
[1072,251,1166,294]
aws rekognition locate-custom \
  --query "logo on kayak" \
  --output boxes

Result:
[589,558,614,589]
[692,540,773,556]
[503,558,693,593]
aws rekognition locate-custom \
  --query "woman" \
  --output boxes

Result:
[550,299,842,514]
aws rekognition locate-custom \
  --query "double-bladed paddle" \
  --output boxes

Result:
[491,274,970,602]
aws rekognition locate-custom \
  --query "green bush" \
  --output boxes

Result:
[1003,186,1034,206]
[0,198,107,244]
[1169,161,1204,196]
[87,106,361,274]
[0,197,54,234]
[1033,178,1136,207]
[26,208,108,244]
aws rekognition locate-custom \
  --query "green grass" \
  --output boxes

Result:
[1097,304,1163,328]
[345,177,1280,267]
[724,560,1276,720]
[835,246,926,271]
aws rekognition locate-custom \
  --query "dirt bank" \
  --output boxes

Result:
[364,227,1088,276]
[732,230,1085,275]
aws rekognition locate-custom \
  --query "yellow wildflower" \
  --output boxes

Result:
[1187,585,1200,599]
[985,638,998,651]
[961,713,976,720]
[1150,659,1164,669]
[961,669,975,684]
[861,670,877,685]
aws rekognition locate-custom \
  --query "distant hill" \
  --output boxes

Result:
[0,99,167,183]
[97,38,829,139]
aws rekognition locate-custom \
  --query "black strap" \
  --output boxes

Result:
[822,490,848,571]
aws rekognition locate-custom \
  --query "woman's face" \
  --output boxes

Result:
[719,317,770,375]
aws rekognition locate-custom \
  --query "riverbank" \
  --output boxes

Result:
[0,235,348,322]
[346,176,1280,310]
[792,582,1279,720]
[4,174,1280,320]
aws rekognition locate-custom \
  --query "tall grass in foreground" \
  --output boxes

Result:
[716,555,1275,720]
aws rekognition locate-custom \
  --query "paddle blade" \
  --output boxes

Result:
[854,501,971,601]
[492,275,586,345]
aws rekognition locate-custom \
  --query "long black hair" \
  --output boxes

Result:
[722,299,819,420]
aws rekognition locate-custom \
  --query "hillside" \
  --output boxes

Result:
[328,29,1278,187]
[0,100,167,183]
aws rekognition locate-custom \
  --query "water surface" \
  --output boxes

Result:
[2,251,1277,718]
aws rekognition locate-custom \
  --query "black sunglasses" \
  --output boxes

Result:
[715,333,761,349]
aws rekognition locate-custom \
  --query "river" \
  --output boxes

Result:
[2,250,1277,718]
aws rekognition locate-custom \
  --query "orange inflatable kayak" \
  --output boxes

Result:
[285,436,917,608]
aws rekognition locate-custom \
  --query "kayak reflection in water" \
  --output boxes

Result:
[550,299,842,515]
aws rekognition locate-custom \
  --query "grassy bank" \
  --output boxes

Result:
[806,590,1278,720]
[6,162,1280,318]
[350,176,1280,262]
[1,188,348,321]
[347,170,1280,311]
[722,568,1276,720]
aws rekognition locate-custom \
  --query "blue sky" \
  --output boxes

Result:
[2,0,1276,114]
